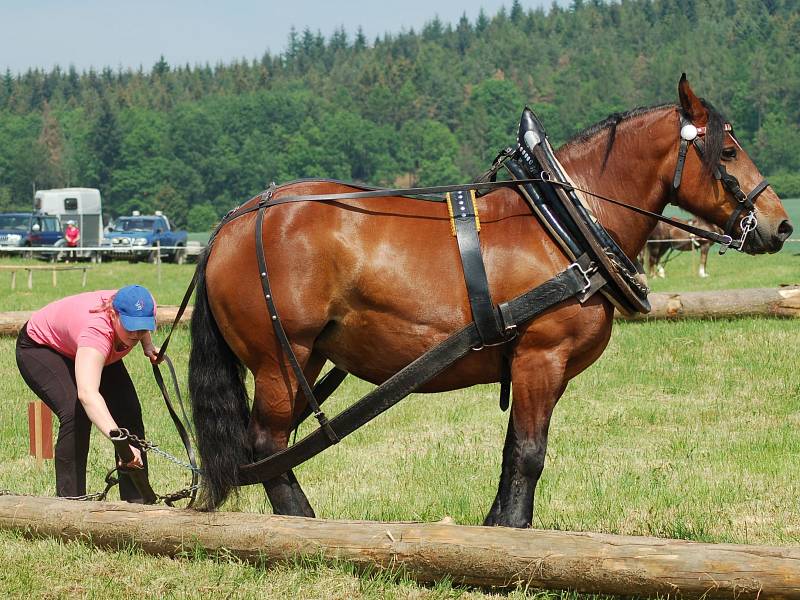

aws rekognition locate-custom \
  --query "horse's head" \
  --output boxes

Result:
[670,75,793,254]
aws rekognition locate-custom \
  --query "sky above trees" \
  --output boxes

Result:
[1,0,560,74]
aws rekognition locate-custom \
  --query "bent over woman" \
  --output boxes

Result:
[16,285,161,501]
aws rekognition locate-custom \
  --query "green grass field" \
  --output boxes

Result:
[0,226,798,598]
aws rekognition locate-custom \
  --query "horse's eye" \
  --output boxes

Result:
[721,147,737,161]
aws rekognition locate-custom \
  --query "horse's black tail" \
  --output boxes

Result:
[188,248,251,510]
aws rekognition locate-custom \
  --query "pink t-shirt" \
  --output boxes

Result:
[26,290,153,365]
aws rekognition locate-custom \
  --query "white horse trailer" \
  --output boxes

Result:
[34,188,104,261]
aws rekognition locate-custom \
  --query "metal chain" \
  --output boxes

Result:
[127,433,201,474]
[70,469,119,501]
[125,432,202,507]
[1,469,120,502]
[2,434,201,505]
[160,483,201,507]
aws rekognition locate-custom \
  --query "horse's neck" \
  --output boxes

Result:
[556,107,678,258]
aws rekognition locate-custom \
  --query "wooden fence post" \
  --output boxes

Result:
[28,400,54,464]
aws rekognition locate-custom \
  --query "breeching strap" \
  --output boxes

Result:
[255,188,340,443]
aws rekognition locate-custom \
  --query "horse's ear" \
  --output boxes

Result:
[678,73,707,124]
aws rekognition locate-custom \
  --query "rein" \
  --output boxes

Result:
[160,130,762,414]
[223,175,735,249]
[163,171,734,350]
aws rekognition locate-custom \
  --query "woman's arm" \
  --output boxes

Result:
[75,346,143,467]
[75,346,118,437]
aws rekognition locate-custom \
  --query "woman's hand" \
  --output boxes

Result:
[141,332,163,365]
[119,444,144,469]
[142,343,163,365]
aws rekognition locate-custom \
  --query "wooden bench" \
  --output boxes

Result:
[0,265,90,290]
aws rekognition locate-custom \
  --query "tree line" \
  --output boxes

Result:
[0,0,798,231]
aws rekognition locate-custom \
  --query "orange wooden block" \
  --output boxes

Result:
[28,401,54,462]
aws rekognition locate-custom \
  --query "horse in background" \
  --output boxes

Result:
[642,217,722,278]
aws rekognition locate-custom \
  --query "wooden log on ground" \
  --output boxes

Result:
[0,305,193,336]
[617,286,800,320]
[1,495,798,598]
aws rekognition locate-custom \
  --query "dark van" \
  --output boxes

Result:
[0,212,63,257]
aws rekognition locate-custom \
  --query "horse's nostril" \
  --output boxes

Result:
[777,219,794,240]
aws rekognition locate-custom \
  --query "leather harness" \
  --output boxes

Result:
[163,108,768,487]
[446,189,510,347]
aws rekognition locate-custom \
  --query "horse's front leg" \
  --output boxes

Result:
[484,349,567,528]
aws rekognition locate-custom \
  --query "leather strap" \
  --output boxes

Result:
[499,353,511,412]
[109,428,159,504]
[145,263,200,506]
[474,146,517,184]
[447,189,505,346]
[238,257,594,485]
[672,138,689,189]
[210,175,732,251]
[291,367,348,431]
[155,269,197,363]
[550,175,736,246]
[150,355,199,506]
[255,191,339,445]
[723,178,770,234]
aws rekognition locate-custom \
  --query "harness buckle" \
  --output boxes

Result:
[471,328,518,352]
[568,260,596,296]
[471,302,519,351]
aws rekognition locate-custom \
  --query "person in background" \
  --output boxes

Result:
[64,220,80,247]
[63,220,80,261]
[15,285,162,501]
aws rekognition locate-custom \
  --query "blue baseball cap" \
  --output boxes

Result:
[113,285,156,331]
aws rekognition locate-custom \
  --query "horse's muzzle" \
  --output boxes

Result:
[745,218,793,254]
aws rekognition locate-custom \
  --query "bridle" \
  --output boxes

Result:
[672,114,769,254]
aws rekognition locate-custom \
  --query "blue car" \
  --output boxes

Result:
[103,213,188,263]
[0,212,63,258]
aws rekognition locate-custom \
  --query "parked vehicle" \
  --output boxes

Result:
[103,212,188,263]
[34,188,104,261]
[0,212,63,258]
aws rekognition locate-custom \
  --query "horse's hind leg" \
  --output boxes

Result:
[484,350,567,528]
[249,350,326,517]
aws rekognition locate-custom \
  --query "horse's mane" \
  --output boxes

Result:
[562,100,727,175]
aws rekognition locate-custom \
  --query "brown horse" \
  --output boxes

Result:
[188,77,792,528]
[642,217,722,278]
